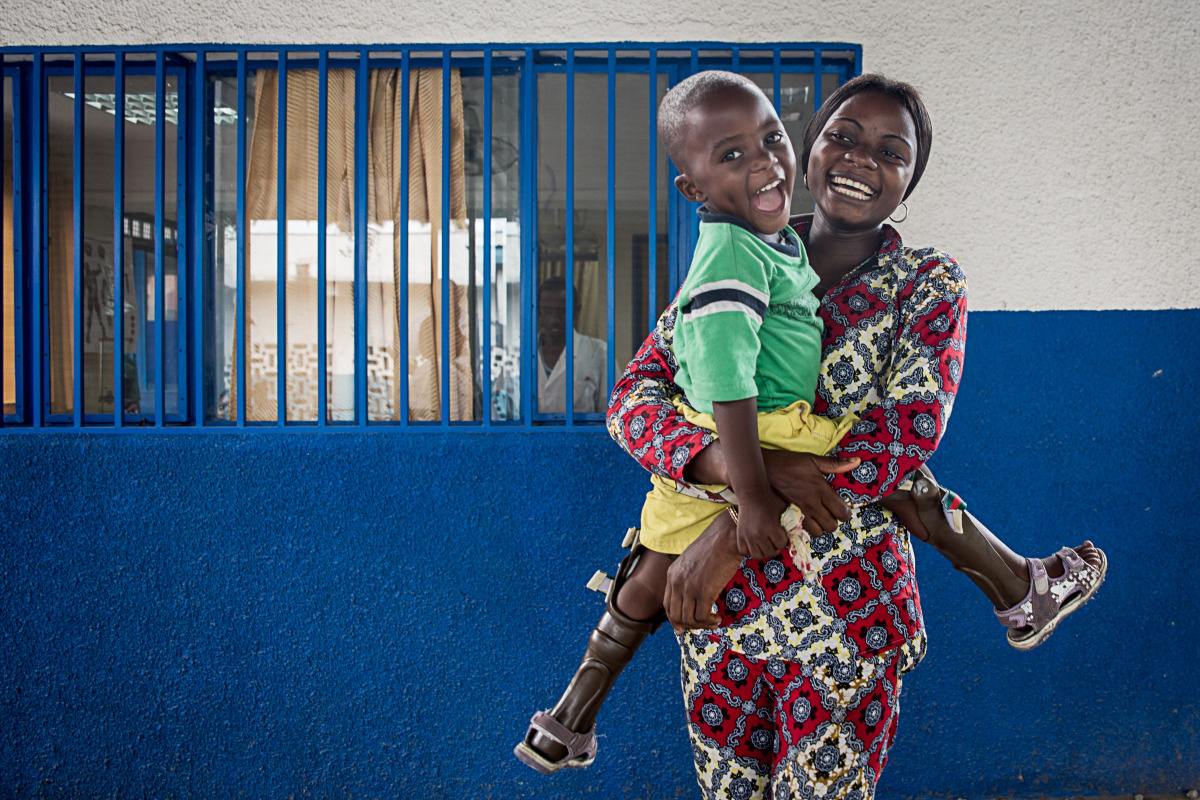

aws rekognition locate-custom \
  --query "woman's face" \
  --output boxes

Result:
[806,90,918,232]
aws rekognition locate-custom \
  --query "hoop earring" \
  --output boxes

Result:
[889,202,908,224]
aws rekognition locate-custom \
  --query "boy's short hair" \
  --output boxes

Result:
[657,70,766,173]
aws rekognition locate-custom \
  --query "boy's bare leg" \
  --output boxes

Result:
[521,547,673,767]
[880,493,1104,609]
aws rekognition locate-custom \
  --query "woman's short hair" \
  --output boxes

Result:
[800,74,933,201]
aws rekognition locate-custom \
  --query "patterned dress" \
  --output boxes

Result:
[606,221,968,799]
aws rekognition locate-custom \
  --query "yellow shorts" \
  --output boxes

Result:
[638,399,858,555]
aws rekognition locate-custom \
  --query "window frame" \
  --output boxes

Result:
[0,43,862,432]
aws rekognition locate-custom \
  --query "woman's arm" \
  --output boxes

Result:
[607,303,856,531]
[823,253,969,505]
[606,304,716,485]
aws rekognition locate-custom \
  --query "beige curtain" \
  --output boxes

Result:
[47,176,74,414]
[234,66,470,422]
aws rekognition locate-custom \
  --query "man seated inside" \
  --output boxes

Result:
[537,276,607,415]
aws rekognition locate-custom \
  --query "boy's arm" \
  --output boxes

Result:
[711,397,789,560]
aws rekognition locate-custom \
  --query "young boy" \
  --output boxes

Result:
[515,70,864,775]
[515,71,1106,775]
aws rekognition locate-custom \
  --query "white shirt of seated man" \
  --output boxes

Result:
[536,277,608,414]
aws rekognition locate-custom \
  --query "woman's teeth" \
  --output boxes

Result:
[830,177,874,200]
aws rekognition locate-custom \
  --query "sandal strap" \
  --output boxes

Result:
[528,711,596,759]
[1056,546,1085,573]
[1028,557,1050,595]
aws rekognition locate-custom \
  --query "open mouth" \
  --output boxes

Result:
[829,176,876,201]
[751,178,787,215]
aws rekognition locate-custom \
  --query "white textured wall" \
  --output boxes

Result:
[3,0,1197,311]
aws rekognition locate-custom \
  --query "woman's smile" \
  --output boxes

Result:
[807,89,917,231]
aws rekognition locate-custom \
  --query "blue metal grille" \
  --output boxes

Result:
[0,43,860,432]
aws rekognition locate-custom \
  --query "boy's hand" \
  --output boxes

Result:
[761,451,859,536]
[733,490,790,560]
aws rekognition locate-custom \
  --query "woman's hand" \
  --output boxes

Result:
[664,512,744,632]
[761,451,860,537]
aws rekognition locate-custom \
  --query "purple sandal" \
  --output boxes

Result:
[995,546,1107,650]
[513,711,598,774]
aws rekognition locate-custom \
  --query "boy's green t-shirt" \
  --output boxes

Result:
[673,215,824,415]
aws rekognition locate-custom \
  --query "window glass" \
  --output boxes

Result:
[126,72,182,420]
[45,75,74,417]
[464,68,522,423]
[3,45,860,428]
[612,68,670,372]
[207,71,242,421]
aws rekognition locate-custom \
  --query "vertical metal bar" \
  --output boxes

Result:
[276,52,287,425]
[647,48,657,336]
[317,49,328,427]
[190,50,204,426]
[731,46,740,72]
[354,51,367,426]
[812,48,823,112]
[439,50,451,425]
[398,49,409,428]
[0,56,5,426]
[773,48,781,110]
[605,49,615,398]
[480,48,491,428]
[31,54,44,427]
[154,51,165,427]
[563,48,574,426]
[174,63,188,422]
[690,47,698,76]
[113,51,125,427]
[72,52,83,427]
[235,50,247,427]
[520,47,533,429]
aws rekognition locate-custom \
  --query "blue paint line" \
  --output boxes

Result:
[0,306,1197,799]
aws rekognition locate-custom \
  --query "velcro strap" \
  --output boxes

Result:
[586,571,613,595]
[1029,558,1050,595]
[621,527,639,549]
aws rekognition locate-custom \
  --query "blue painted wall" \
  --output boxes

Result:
[1,309,1197,799]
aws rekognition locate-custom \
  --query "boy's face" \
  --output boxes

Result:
[673,84,796,236]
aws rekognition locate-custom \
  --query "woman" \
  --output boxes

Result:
[608,74,1038,799]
